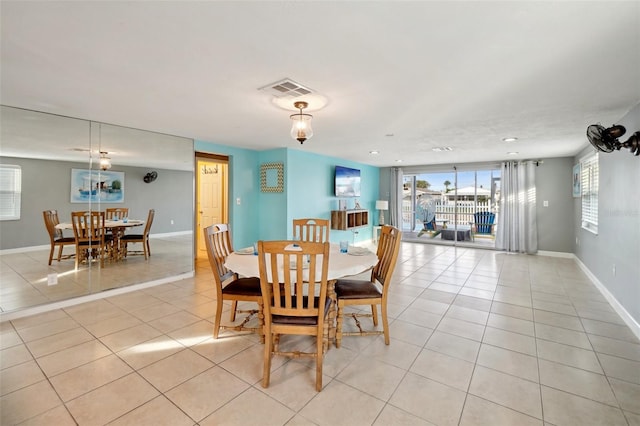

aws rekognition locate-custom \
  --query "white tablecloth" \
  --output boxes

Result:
[225,243,378,281]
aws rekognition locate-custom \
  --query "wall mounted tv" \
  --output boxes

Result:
[335,165,361,197]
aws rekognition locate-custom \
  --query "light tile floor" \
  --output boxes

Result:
[1,243,639,425]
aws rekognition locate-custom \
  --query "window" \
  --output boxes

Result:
[0,165,22,220]
[580,153,598,234]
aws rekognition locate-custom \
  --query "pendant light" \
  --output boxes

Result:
[99,152,112,170]
[290,101,313,144]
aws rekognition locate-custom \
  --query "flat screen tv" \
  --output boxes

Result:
[335,165,361,197]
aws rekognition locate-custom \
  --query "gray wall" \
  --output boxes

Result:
[0,157,193,250]
[535,157,575,253]
[575,103,640,324]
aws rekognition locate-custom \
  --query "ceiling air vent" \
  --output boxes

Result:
[260,78,314,98]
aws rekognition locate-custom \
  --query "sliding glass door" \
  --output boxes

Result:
[401,165,501,248]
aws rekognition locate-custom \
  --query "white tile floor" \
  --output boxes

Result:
[1,243,640,425]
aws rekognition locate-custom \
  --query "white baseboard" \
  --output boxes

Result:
[573,256,640,341]
[536,250,575,259]
[0,272,194,323]
[0,230,192,255]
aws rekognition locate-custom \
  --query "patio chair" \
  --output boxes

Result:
[470,211,496,240]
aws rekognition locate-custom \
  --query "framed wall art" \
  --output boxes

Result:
[260,162,284,193]
[572,163,581,197]
[71,168,125,203]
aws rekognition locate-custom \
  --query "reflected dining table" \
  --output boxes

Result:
[56,219,145,263]
[225,243,378,351]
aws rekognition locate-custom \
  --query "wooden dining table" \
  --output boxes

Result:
[225,242,378,351]
[56,219,144,263]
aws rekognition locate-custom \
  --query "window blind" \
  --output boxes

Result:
[580,153,598,233]
[0,165,22,221]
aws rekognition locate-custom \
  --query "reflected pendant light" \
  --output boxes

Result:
[99,151,112,170]
[290,101,313,144]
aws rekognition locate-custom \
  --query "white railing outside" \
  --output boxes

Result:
[402,200,497,231]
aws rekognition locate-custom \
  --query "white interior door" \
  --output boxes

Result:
[196,159,227,258]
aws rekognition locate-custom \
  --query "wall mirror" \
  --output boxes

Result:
[0,106,194,314]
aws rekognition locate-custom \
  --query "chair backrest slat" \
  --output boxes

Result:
[71,211,106,243]
[203,224,235,297]
[43,210,63,240]
[258,240,329,318]
[106,207,129,220]
[372,225,402,288]
[293,218,330,243]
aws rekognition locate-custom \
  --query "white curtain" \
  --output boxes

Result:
[389,167,403,228]
[496,161,538,254]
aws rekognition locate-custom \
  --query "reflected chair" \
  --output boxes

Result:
[335,225,402,348]
[121,209,154,259]
[258,240,330,391]
[71,211,111,269]
[43,210,76,265]
[470,211,496,240]
[204,223,263,340]
[293,218,330,242]
[105,207,129,220]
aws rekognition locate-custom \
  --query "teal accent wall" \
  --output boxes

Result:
[194,140,259,249]
[287,149,379,244]
[195,141,380,248]
[257,148,288,242]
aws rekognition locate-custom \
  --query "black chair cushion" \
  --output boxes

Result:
[272,297,333,326]
[335,279,382,299]
[121,234,144,240]
[222,277,261,297]
[55,237,76,243]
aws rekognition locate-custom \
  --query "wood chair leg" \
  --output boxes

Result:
[230,300,238,321]
[316,334,323,391]
[48,245,55,265]
[56,246,64,262]
[262,330,272,388]
[382,302,390,345]
[371,304,378,326]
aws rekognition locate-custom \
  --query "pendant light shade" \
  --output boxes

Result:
[99,152,112,170]
[290,101,313,144]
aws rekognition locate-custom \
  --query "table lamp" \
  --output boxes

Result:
[375,200,388,225]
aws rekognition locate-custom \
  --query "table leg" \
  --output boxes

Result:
[109,227,126,262]
[323,279,337,353]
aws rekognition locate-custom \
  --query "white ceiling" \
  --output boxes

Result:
[1,1,639,168]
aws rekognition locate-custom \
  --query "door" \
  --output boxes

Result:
[402,166,500,248]
[196,156,228,259]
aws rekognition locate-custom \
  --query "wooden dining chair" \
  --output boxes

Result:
[203,223,263,340]
[105,207,129,220]
[258,240,330,391]
[335,225,402,348]
[71,210,111,269]
[43,210,76,265]
[121,209,154,259]
[292,218,330,243]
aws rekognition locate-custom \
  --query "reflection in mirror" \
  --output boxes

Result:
[0,106,194,315]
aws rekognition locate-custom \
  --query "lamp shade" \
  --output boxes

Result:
[375,200,388,210]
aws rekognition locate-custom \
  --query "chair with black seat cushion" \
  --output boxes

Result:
[204,223,263,340]
[335,225,402,348]
[43,210,76,265]
[258,240,330,391]
[71,210,111,269]
[293,218,330,243]
[121,209,154,259]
